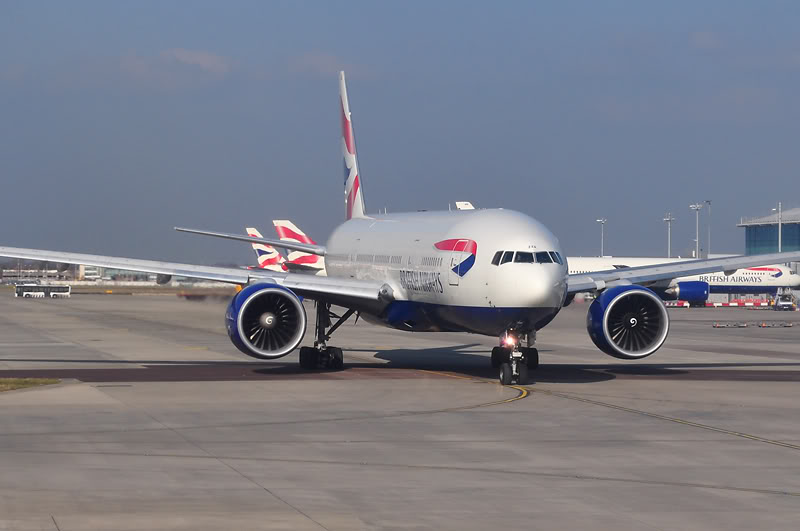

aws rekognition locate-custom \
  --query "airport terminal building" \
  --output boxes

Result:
[738,207,800,255]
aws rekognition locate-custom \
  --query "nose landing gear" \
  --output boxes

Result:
[492,331,538,385]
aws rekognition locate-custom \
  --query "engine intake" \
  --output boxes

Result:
[586,285,670,360]
[225,283,307,359]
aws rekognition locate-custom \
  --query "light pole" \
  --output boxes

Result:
[689,203,703,258]
[704,199,712,258]
[596,218,607,256]
[663,212,675,258]
[772,202,782,252]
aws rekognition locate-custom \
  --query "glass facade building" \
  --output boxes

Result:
[738,207,800,255]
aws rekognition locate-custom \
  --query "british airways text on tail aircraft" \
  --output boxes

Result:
[3,72,800,385]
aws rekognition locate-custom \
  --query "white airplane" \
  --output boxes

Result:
[3,71,800,385]
[568,256,800,304]
[249,224,800,304]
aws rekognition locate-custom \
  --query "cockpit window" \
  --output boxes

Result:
[501,251,514,264]
[535,251,553,263]
[514,251,534,263]
[548,251,562,264]
[491,251,503,266]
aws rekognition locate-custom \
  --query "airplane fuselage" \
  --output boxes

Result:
[325,209,568,336]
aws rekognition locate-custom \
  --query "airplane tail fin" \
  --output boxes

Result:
[272,220,325,274]
[245,227,287,272]
[340,71,366,220]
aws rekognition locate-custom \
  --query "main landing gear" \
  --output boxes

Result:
[298,303,354,371]
[491,330,538,385]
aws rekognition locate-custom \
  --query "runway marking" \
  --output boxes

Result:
[531,388,800,452]
[417,369,530,409]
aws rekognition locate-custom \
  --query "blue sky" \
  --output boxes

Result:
[2,1,799,263]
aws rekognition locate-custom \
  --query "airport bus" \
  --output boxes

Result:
[14,284,71,298]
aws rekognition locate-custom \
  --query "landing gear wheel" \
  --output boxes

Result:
[517,362,529,385]
[298,346,319,370]
[491,346,508,368]
[499,362,513,385]
[328,347,344,370]
[521,347,539,369]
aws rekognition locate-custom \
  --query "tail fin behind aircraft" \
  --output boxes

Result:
[340,71,367,220]
[272,220,325,274]
[245,228,287,272]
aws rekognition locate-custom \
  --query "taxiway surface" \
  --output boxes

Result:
[1,292,799,530]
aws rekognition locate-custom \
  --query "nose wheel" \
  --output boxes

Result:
[494,331,538,385]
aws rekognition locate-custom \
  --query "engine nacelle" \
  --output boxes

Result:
[586,285,670,360]
[56,263,71,273]
[663,281,709,302]
[156,274,172,285]
[225,283,307,359]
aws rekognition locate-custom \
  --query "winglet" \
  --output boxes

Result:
[340,71,367,220]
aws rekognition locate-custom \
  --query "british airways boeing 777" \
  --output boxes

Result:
[2,72,800,385]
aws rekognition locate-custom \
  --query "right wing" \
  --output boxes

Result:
[0,245,386,303]
[568,251,800,293]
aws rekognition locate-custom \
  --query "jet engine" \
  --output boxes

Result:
[156,274,172,285]
[225,283,307,359]
[586,285,670,360]
[663,281,709,303]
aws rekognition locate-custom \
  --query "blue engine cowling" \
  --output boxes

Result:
[586,285,670,360]
[665,281,709,303]
[225,283,307,359]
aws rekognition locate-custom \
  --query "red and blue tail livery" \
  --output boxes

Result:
[435,239,478,277]
[340,71,366,220]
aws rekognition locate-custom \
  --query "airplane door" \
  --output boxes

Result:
[448,240,469,286]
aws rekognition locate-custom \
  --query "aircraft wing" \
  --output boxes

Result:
[0,246,384,302]
[567,251,800,294]
[175,227,326,256]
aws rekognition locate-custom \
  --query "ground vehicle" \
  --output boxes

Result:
[14,284,71,298]
[774,293,797,311]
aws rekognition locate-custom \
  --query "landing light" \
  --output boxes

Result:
[503,336,517,347]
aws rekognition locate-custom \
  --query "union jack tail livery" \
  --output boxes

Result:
[272,220,326,275]
[245,227,286,272]
[340,71,366,220]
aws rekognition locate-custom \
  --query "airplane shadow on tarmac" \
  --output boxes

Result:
[3,349,800,383]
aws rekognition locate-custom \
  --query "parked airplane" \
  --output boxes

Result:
[3,71,800,385]
[245,227,286,273]
[272,220,326,275]
[569,256,800,305]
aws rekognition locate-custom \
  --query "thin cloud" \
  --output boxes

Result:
[161,48,231,75]
[288,51,367,78]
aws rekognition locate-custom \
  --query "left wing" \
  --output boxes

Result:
[0,245,386,303]
[568,251,800,293]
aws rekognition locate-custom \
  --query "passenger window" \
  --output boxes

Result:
[549,251,561,264]
[514,252,534,263]
[535,251,553,263]
[491,251,503,266]
[501,251,514,264]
